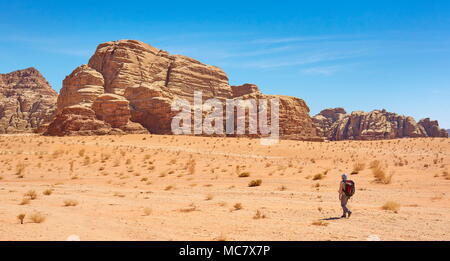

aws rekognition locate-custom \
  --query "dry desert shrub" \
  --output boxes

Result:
[19,198,30,205]
[78,149,85,157]
[369,160,381,169]
[233,203,243,210]
[312,220,328,226]
[29,212,46,223]
[113,192,125,197]
[101,153,111,162]
[238,172,250,178]
[113,158,120,167]
[352,162,366,174]
[187,158,196,175]
[16,162,26,176]
[382,201,400,213]
[165,185,175,191]
[253,209,266,219]
[312,173,324,180]
[24,190,37,200]
[63,199,78,207]
[248,179,262,187]
[143,207,152,216]
[169,158,177,165]
[17,213,26,224]
[43,189,53,196]
[56,149,67,158]
[179,204,197,213]
[83,156,91,166]
[372,167,393,184]
[214,233,227,241]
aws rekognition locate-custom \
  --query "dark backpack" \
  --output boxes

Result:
[343,180,355,197]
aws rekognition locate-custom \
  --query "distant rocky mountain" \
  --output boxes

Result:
[45,39,320,140]
[313,108,448,140]
[447,129,450,136]
[0,68,57,133]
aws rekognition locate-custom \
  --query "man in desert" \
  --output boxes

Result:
[339,174,352,218]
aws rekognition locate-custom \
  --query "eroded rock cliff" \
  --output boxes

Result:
[0,68,57,133]
[46,40,320,140]
[313,108,448,140]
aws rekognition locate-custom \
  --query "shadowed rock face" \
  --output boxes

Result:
[0,68,57,133]
[46,39,320,140]
[313,108,448,140]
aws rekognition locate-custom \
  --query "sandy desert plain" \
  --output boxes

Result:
[0,134,449,241]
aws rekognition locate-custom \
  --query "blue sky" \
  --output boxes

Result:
[1,0,449,128]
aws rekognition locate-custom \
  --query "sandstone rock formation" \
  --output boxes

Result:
[312,108,347,137]
[46,39,320,140]
[313,108,448,140]
[0,68,57,133]
[418,118,449,138]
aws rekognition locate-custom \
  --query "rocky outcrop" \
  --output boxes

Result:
[45,105,147,136]
[418,118,449,138]
[231,84,261,97]
[56,65,104,114]
[313,108,448,140]
[46,39,320,140]
[0,68,57,133]
[312,108,347,137]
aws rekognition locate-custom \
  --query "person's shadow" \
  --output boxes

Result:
[321,216,343,221]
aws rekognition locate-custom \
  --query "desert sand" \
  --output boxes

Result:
[0,134,449,241]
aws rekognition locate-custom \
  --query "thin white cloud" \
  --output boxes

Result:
[229,50,366,69]
[300,65,342,76]
[250,36,335,44]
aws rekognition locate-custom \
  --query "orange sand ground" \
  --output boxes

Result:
[0,134,449,241]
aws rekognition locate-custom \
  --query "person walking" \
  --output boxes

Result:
[339,174,353,218]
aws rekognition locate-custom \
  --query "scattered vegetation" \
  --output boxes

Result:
[63,199,78,207]
[372,167,393,184]
[248,179,262,187]
[233,203,243,210]
[143,207,152,216]
[24,190,37,200]
[29,212,46,223]
[214,233,227,241]
[313,173,324,180]
[238,172,250,178]
[16,162,26,177]
[369,160,381,169]
[43,189,53,196]
[205,194,214,201]
[352,162,365,174]
[253,209,266,219]
[17,213,26,224]
[312,220,329,226]
[382,201,400,213]
[19,198,30,205]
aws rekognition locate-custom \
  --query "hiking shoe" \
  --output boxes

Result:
[347,211,352,218]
